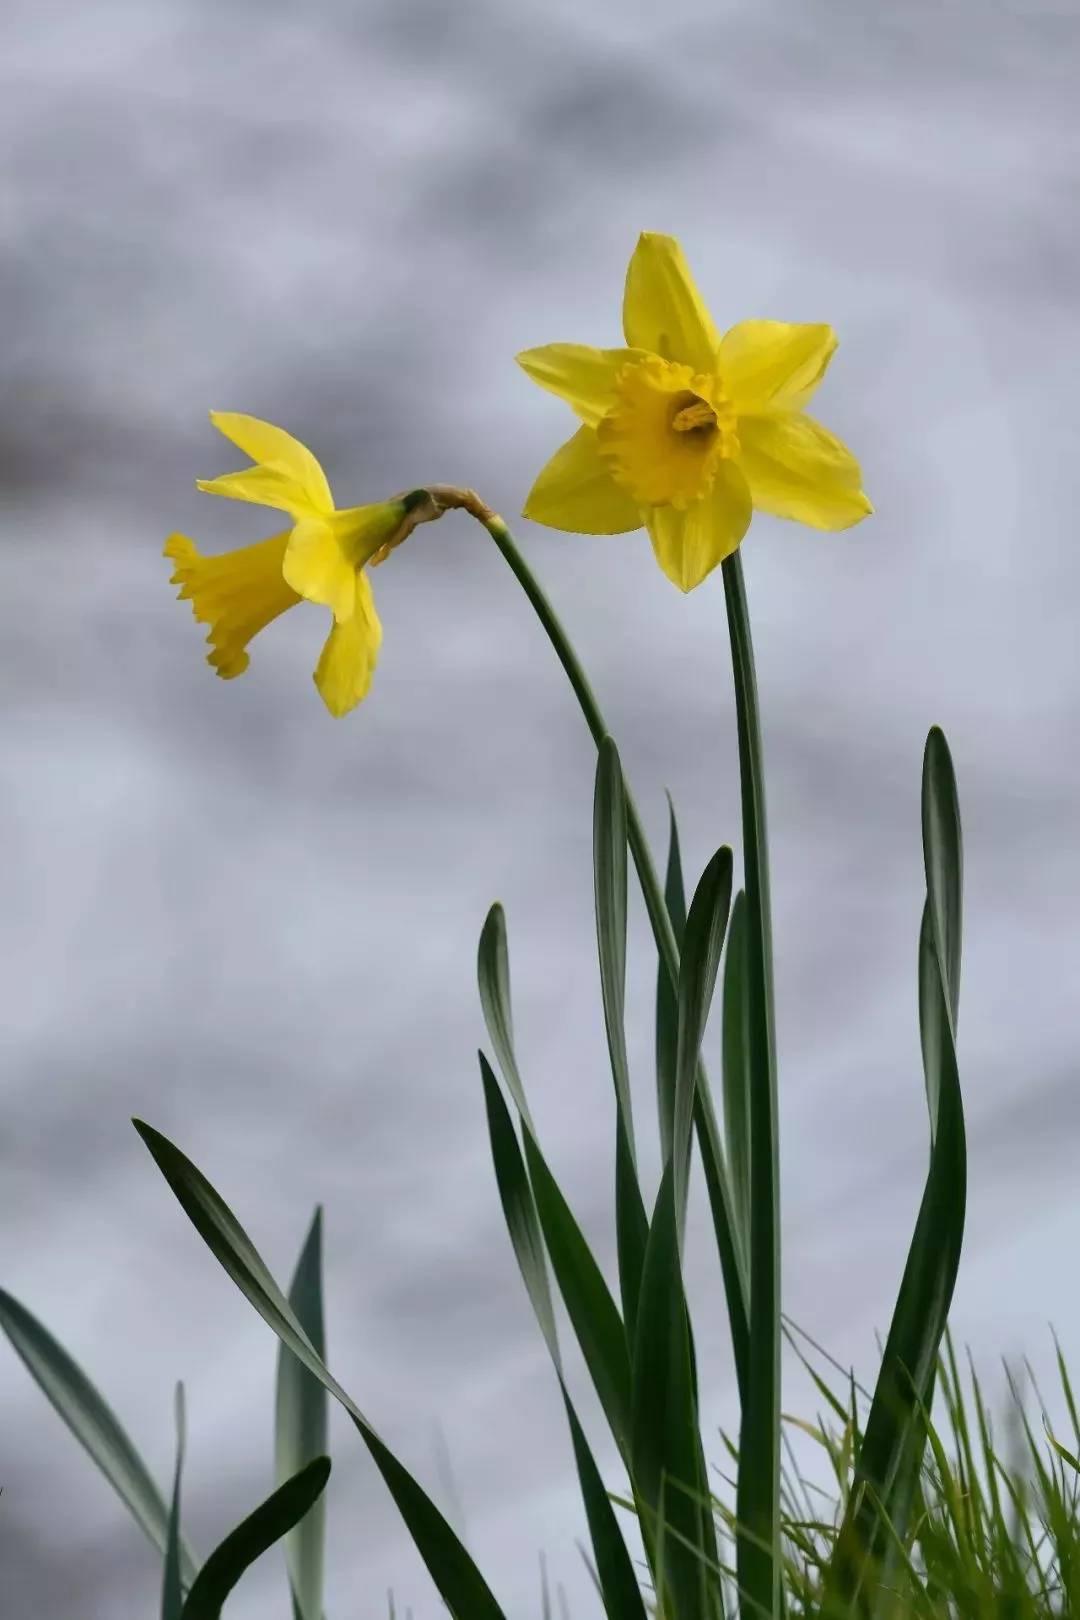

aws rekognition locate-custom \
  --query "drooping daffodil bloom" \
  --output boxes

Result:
[165,413,438,716]
[517,232,872,591]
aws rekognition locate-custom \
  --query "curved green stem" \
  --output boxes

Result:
[463,499,749,1396]
[724,550,781,1620]
[484,515,675,971]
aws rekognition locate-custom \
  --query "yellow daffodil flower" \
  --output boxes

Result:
[518,233,872,591]
[165,413,437,716]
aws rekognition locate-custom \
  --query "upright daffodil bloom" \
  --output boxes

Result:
[165,413,437,716]
[518,233,872,591]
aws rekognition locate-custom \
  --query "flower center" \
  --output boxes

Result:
[596,355,738,509]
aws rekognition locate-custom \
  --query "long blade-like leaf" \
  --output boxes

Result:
[721,890,751,1268]
[0,1287,200,1587]
[179,1458,331,1620]
[822,728,967,1614]
[481,1055,647,1620]
[476,907,634,1460]
[593,740,650,1339]
[632,1163,720,1620]
[656,795,688,1165]
[162,1383,187,1620]
[134,1121,508,1620]
[657,807,750,1404]
[922,725,962,1038]
[277,1208,328,1620]
[672,848,733,1238]
[477,905,533,1132]
[523,1132,633,1462]
[594,735,634,1153]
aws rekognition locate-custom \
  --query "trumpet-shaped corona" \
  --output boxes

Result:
[165,412,436,716]
[518,233,872,591]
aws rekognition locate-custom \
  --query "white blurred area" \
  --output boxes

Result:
[2,0,1079,1613]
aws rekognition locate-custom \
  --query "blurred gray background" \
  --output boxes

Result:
[3,0,1080,1614]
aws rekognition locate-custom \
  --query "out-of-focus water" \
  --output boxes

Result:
[2,0,1079,1613]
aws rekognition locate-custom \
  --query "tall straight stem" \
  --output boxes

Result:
[724,550,781,1618]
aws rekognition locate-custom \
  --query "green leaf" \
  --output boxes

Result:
[0,1286,200,1588]
[656,795,688,1166]
[477,905,533,1132]
[480,1055,647,1620]
[659,808,749,1407]
[476,906,634,1459]
[162,1383,187,1620]
[672,848,733,1235]
[922,724,962,1037]
[179,1458,331,1620]
[276,1208,328,1620]
[593,738,650,1340]
[631,1162,719,1620]
[522,1131,633,1462]
[594,735,634,1152]
[134,1121,508,1620]
[822,728,967,1616]
[721,891,751,1268]
[614,1122,648,1346]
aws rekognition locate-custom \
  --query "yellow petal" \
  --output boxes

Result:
[516,344,644,427]
[283,517,358,622]
[645,461,752,592]
[164,530,300,679]
[622,233,720,373]
[313,573,382,717]
[737,412,873,530]
[209,412,334,512]
[719,322,838,413]
[195,464,318,519]
[523,426,642,535]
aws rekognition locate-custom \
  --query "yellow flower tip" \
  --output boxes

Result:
[636,229,678,251]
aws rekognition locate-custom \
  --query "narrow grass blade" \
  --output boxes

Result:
[724,551,782,1620]
[656,795,688,1165]
[0,1286,200,1587]
[721,891,751,1266]
[134,1121,509,1620]
[672,848,733,1239]
[477,905,533,1132]
[822,729,967,1615]
[179,1458,331,1620]
[631,1162,720,1620]
[593,738,650,1337]
[277,1208,328,1620]
[162,1383,187,1620]
[481,1055,647,1620]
